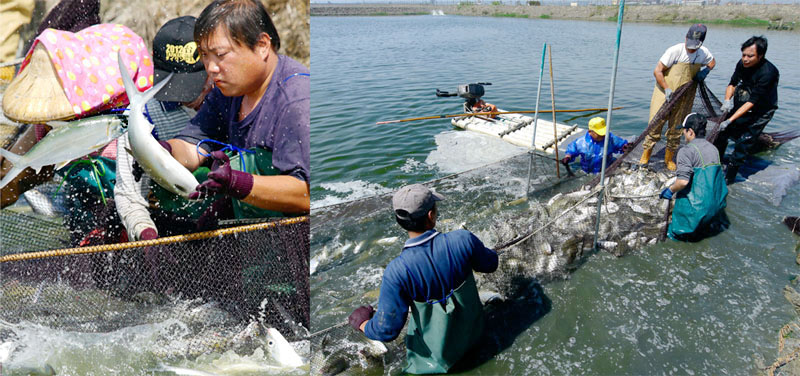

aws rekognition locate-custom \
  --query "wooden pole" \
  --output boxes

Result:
[375,107,623,125]
[548,44,560,178]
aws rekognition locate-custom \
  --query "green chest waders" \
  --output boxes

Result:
[404,272,484,374]
[226,148,285,219]
[668,144,729,239]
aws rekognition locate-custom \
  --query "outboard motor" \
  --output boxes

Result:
[436,82,491,112]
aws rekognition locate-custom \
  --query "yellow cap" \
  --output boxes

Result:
[588,117,606,136]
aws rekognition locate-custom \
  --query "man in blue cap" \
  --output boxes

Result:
[640,24,716,171]
[348,184,498,374]
[660,113,729,241]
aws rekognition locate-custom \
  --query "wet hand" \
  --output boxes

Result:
[622,143,633,153]
[348,305,375,331]
[659,187,673,200]
[189,150,253,201]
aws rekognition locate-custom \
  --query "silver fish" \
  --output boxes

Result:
[117,52,199,198]
[22,189,57,216]
[0,115,126,188]
[265,327,305,368]
[154,365,219,376]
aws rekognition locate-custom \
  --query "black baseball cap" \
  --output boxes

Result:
[686,24,707,50]
[680,113,707,133]
[152,16,207,102]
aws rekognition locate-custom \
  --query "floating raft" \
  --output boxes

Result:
[451,109,579,153]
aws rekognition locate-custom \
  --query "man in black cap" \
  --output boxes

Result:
[348,184,498,374]
[660,113,729,241]
[713,35,779,185]
[115,16,212,244]
[640,24,716,171]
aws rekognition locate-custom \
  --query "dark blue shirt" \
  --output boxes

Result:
[364,229,498,342]
[564,131,628,174]
[176,55,310,183]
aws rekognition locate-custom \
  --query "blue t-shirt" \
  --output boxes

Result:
[364,229,498,342]
[564,131,628,174]
[176,55,310,183]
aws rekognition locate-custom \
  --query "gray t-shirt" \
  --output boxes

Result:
[676,138,721,182]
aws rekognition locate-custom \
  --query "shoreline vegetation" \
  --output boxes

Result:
[310,3,800,29]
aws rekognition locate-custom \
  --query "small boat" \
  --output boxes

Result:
[451,109,580,153]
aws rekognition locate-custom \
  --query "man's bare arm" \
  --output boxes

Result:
[242,175,310,213]
[167,139,207,172]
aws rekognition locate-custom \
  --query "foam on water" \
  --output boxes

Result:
[425,130,526,174]
[312,180,392,209]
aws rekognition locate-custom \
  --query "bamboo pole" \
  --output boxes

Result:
[526,42,548,197]
[375,107,623,125]
[548,44,560,178]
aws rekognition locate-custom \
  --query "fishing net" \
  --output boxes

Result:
[0,214,310,363]
[307,80,753,375]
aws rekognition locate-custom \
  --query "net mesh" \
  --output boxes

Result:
[1,214,310,363]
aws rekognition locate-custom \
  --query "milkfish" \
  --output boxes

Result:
[266,327,305,368]
[0,115,126,189]
[117,52,199,198]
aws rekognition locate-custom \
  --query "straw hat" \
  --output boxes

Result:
[2,44,73,123]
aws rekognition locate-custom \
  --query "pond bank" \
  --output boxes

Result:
[311,3,800,30]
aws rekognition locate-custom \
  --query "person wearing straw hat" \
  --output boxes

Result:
[115,15,214,245]
[348,184,498,374]
[561,117,631,174]
[159,0,309,222]
[640,24,716,171]
[660,113,729,241]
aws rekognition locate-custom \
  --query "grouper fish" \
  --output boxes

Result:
[117,52,199,198]
[0,115,127,189]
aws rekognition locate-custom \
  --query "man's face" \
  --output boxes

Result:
[684,38,698,54]
[589,130,604,143]
[199,26,269,97]
[741,44,761,68]
[682,128,694,141]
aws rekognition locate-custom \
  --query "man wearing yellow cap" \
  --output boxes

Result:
[639,24,716,171]
[561,117,631,174]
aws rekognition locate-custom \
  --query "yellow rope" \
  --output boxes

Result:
[0,216,309,263]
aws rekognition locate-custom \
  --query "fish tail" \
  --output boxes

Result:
[117,51,172,111]
[0,166,24,189]
[0,147,22,166]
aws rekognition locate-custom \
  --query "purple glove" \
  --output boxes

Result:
[139,227,158,241]
[348,305,375,331]
[133,141,172,182]
[189,150,253,200]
